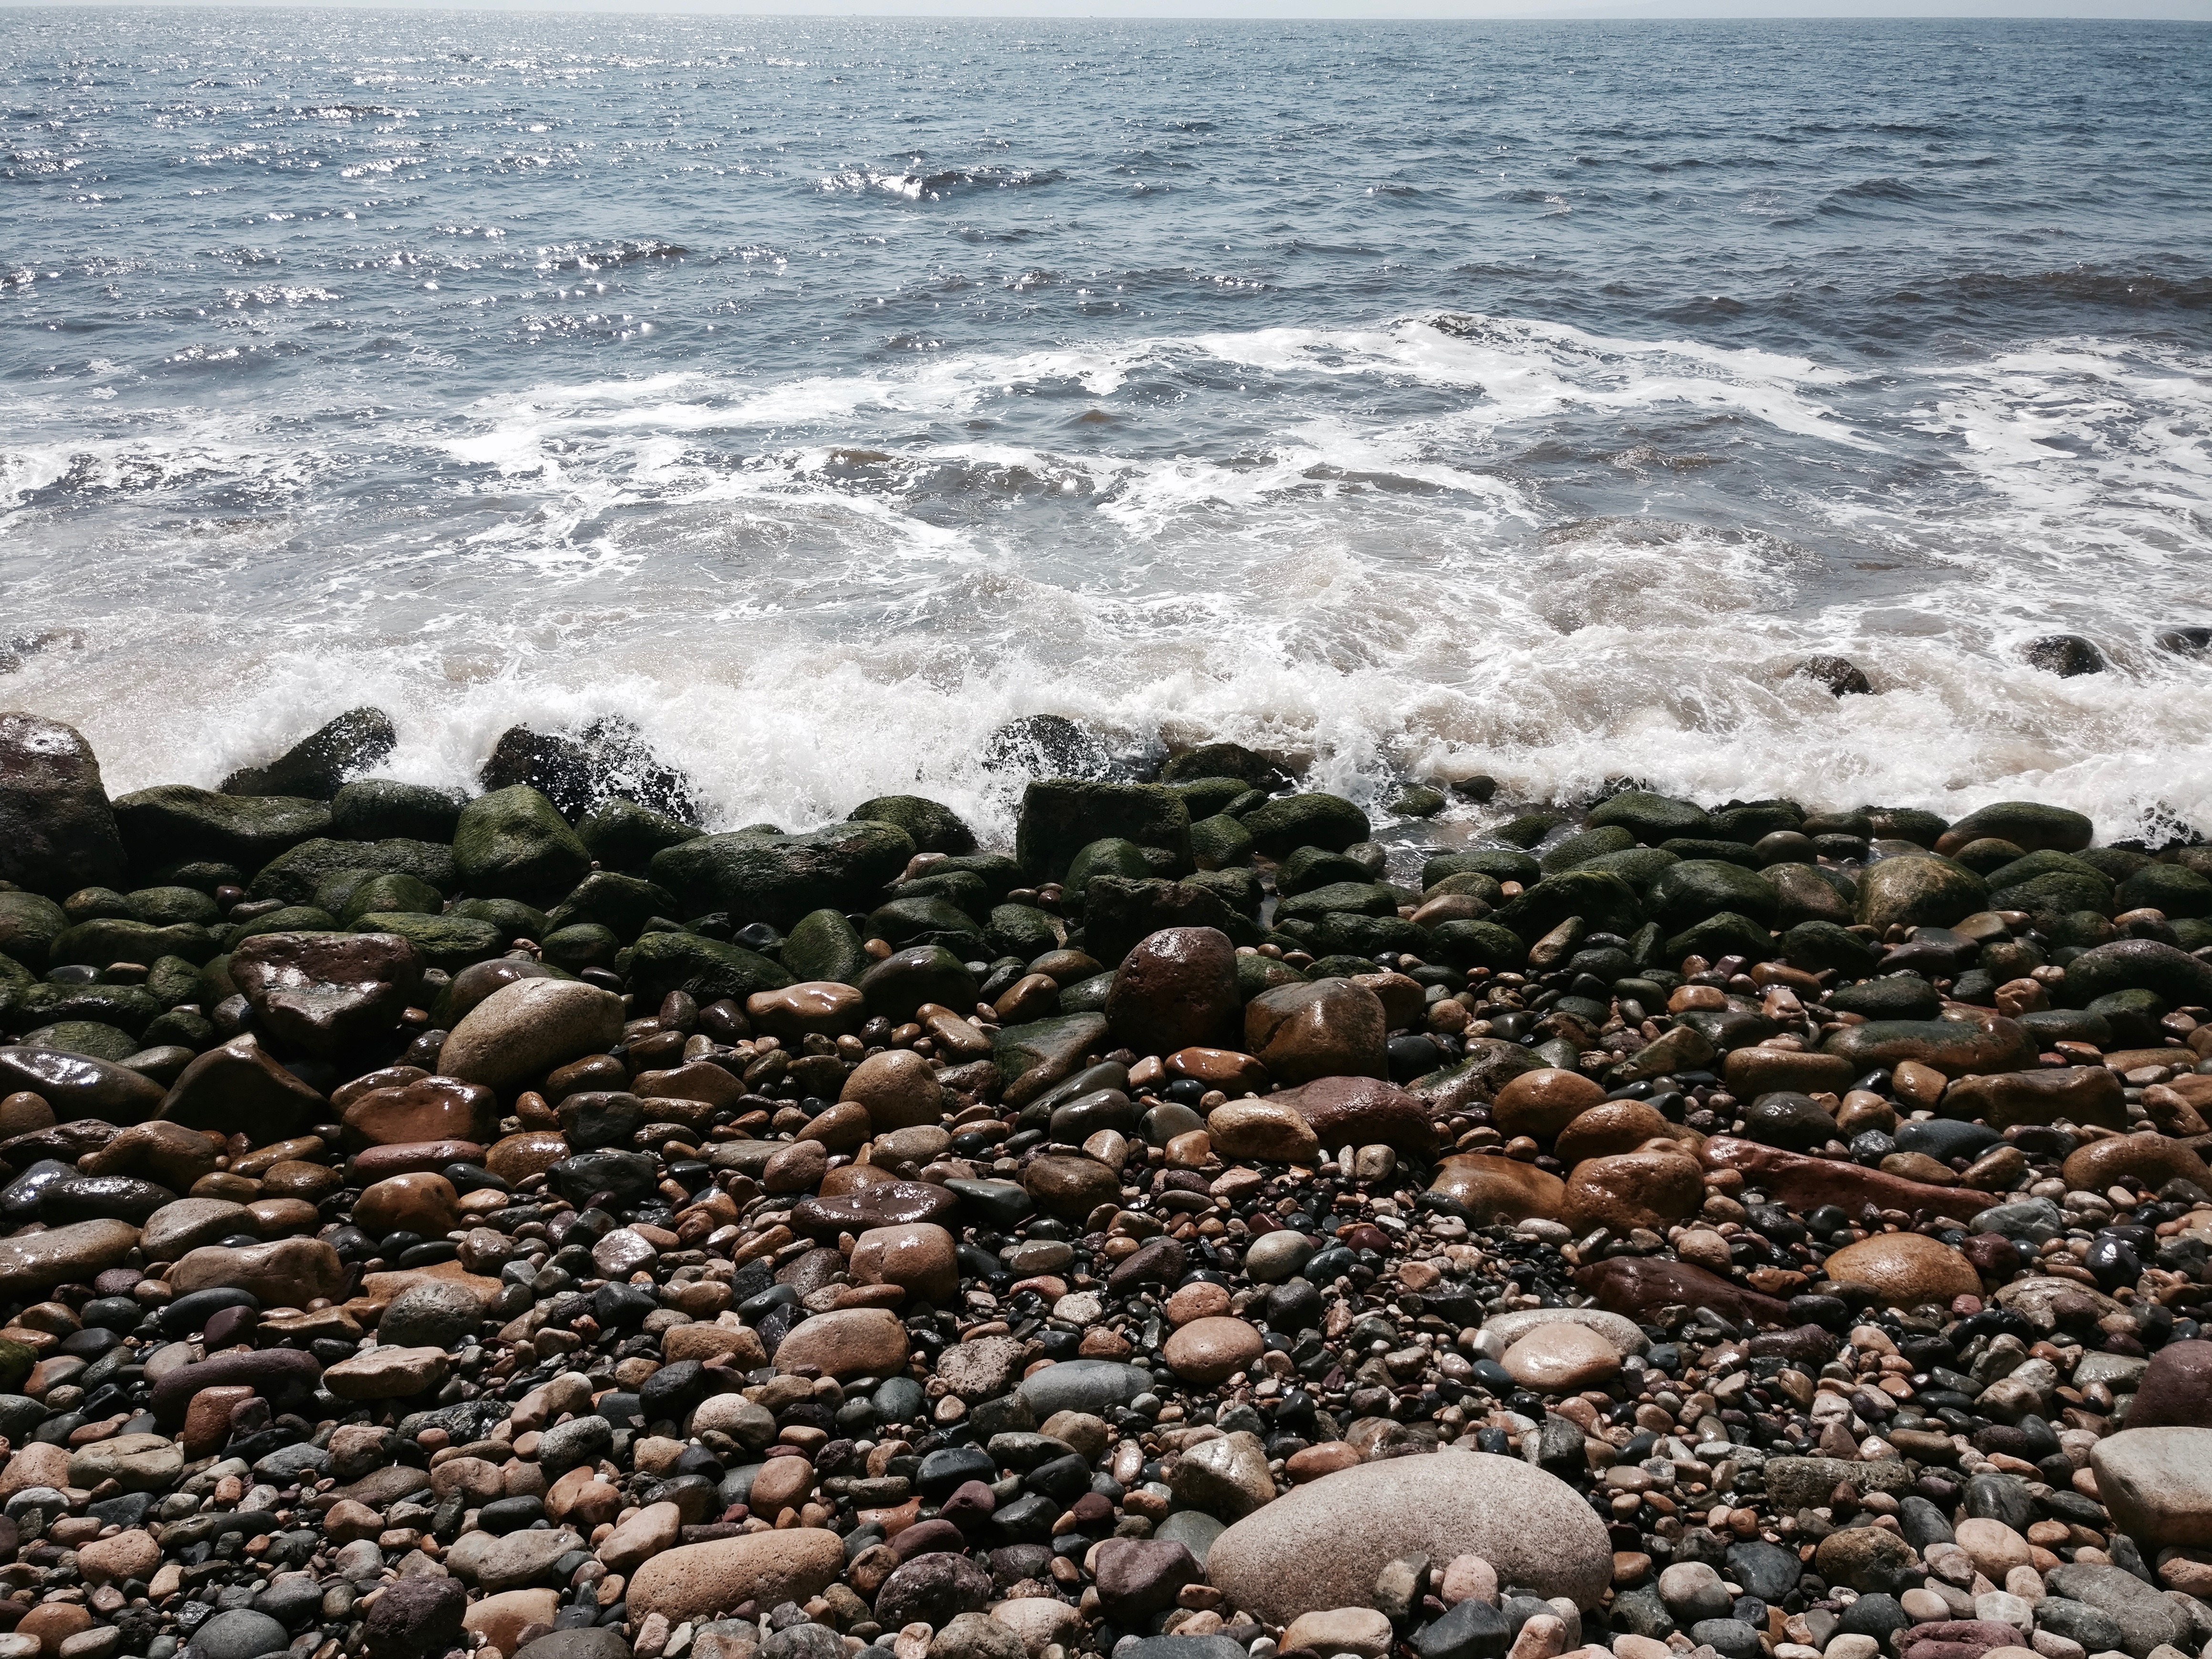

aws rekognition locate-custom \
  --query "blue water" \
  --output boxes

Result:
[4,11,2211,841]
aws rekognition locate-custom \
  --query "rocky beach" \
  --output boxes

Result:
[0,706,2211,1659]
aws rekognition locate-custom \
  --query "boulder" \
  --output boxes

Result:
[220,708,397,799]
[0,714,126,898]
[229,932,424,1057]
[1245,978,1387,1085]
[1106,927,1239,1056]
[649,821,917,931]
[453,786,590,905]
[439,978,625,1096]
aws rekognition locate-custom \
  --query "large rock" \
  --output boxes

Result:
[2059,939,2212,1010]
[1935,803,2092,859]
[0,889,68,971]
[246,835,456,908]
[1106,927,1239,1055]
[439,978,624,1096]
[1245,978,1387,1086]
[2090,1428,2212,1550]
[1240,793,1370,858]
[1821,1233,1980,1308]
[1014,780,1189,881]
[1081,877,1259,967]
[0,714,126,898]
[1270,1075,1434,1154]
[0,1218,138,1296]
[1207,1451,1610,1625]
[772,1309,910,1379]
[1822,1015,2036,1080]
[1561,1147,1703,1235]
[229,932,424,1058]
[1855,856,1989,931]
[0,1045,165,1121]
[1427,1155,1564,1225]
[1941,1066,2125,1130]
[1573,1257,1792,1327]
[220,708,397,800]
[2118,1339,2212,1431]
[649,821,916,931]
[111,785,330,877]
[625,930,792,1007]
[1700,1137,1993,1223]
[2042,1562,2194,1657]
[453,785,590,905]
[170,1237,345,1307]
[626,1530,844,1623]
[993,1014,1109,1107]
[1645,860,1780,932]
[160,1035,326,1139]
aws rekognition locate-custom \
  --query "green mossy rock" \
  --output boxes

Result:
[1574,848,1679,895]
[1189,814,1255,871]
[1237,952,1307,999]
[1990,870,2113,920]
[992,1012,1110,1100]
[1188,867,1263,918]
[454,785,591,906]
[930,855,1024,903]
[49,917,223,969]
[1587,790,1712,843]
[1276,881,1402,924]
[1539,825,1636,873]
[127,886,221,928]
[62,887,133,922]
[1423,870,1507,906]
[1854,855,1987,931]
[1065,838,1154,892]
[1421,849,1540,890]
[545,871,677,941]
[1158,743,1274,786]
[340,872,448,925]
[1078,876,1262,966]
[864,896,985,955]
[446,898,550,943]
[1982,848,2109,893]
[2058,939,2212,1009]
[330,778,465,843]
[20,1020,139,1062]
[2116,863,2212,919]
[1277,847,1374,897]
[650,819,917,930]
[353,912,504,973]
[1867,807,1950,848]
[250,836,458,907]
[891,870,993,924]
[1828,973,1943,1020]
[578,798,703,874]
[849,794,976,856]
[1662,911,1774,966]
[1015,780,1190,881]
[1659,838,1761,868]
[0,891,68,972]
[225,906,338,950]
[1781,920,1882,978]
[984,904,1062,962]
[1492,870,1643,943]
[8,981,161,1037]
[146,955,203,1008]
[1240,792,1371,858]
[1710,802,1802,844]
[1057,971,1116,1015]
[542,922,622,973]
[785,908,872,984]
[625,928,793,1008]
[1171,778,1255,819]
[860,945,978,1023]
[1310,912,1434,960]
[197,953,237,1008]
[1430,919,1527,972]
[1766,862,1854,927]
[1936,801,2092,858]
[112,785,331,879]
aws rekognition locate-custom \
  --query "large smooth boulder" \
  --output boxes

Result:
[1244,978,1386,1085]
[625,1529,844,1623]
[2091,1427,2212,1550]
[1856,856,1987,931]
[160,1035,326,1139]
[111,785,330,877]
[439,979,624,1096]
[220,708,397,799]
[625,930,791,1007]
[1207,1451,1610,1625]
[1014,780,1189,881]
[0,714,126,898]
[1106,927,1239,1056]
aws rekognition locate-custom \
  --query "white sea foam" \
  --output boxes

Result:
[5,313,2209,848]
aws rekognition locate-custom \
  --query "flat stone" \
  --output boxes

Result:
[1479,1309,1646,1356]
[1207,1449,1610,1625]
[772,1308,909,1379]
[324,1345,450,1401]
[446,1527,586,1594]
[170,1237,344,1308]
[1501,1323,1622,1392]
[0,1219,139,1297]
[624,1530,845,1628]
[2091,1428,2212,1550]
[1428,1156,1564,1225]
[1822,1234,1981,1308]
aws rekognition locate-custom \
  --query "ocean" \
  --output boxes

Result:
[3,10,2209,844]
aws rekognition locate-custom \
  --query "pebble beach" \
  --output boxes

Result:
[0,707,2209,1659]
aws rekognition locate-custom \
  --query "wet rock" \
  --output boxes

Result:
[1245,977,1388,1085]
[230,931,424,1057]
[1427,1156,1565,1226]
[1272,1075,1435,1154]
[0,1217,138,1297]
[439,978,625,1096]
[0,714,126,900]
[221,708,397,800]
[1106,926,1239,1055]
[2022,635,2106,677]
[160,1035,326,1139]
[1821,1233,1981,1308]
[170,1237,345,1308]
[1560,1147,1703,1235]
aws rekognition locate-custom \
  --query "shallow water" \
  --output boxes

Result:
[4,11,2210,841]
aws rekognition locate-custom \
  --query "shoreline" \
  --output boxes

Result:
[0,707,2209,1659]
